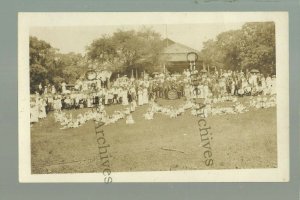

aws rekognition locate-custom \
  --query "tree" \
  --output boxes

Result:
[30,36,85,93]
[30,36,57,92]
[86,28,165,76]
[238,22,275,74]
[200,22,276,74]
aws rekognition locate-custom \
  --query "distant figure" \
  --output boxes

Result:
[43,86,48,94]
[143,88,149,104]
[122,89,129,106]
[61,82,66,93]
[138,88,143,106]
[51,85,56,94]
[38,83,43,94]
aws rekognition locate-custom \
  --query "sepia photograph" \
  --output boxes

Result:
[18,12,289,182]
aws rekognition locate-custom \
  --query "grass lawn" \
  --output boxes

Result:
[31,96,277,174]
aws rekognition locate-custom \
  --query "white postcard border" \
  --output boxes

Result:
[18,12,289,182]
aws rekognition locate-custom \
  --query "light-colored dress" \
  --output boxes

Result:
[51,86,56,94]
[184,85,190,99]
[138,90,143,105]
[122,90,129,105]
[143,88,148,104]
[38,100,47,119]
[54,99,62,111]
[198,85,204,98]
[61,82,66,93]
[203,85,209,99]
[87,98,92,107]
[266,77,272,94]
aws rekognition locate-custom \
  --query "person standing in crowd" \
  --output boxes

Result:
[261,75,267,95]
[184,84,191,100]
[266,74,272,95]
[163,80,169,99]
[38,83,43,95]
[38,98,47,119]
[43,85,48,95]
[130,86,136,102]
[230,78,236,96]
[30,67,277,125]
[61,81,67,94]
[122,87,129,106]
[138,87,143,106]
[219,76,226,96]
[47,95,54,113]
[107,88,113,105]
[53,96,62,112]
[143,87,149,104]
[112,87,118,104]
[103,88,108,105]
[203,81,209,99]
[51,85,56,94]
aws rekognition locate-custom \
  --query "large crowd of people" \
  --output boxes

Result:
[30,68,276,124]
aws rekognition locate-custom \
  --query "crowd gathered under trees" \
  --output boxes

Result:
[30,22,277,124]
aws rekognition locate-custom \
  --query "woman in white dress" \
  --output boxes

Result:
[203,83,209,99]
[198,84,204,98]
[218,79,225,96]
[130,87,136,101]
[231,81,235,96]
[61,82,67,93]
[191,86,196,99]
[108,89,114,105]
[266,75,272,95]
[143,88,149,104]
[38,98,47,119]
[51,85,56,94]
[184,84,190,100]
[122,89,129,106]
[138,88,143,106]
[54,97,62,111]
[86,96,92,108]
[43,86,48,95]
[104,89,108,105]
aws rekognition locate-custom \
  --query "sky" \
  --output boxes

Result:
[30,23,246,55]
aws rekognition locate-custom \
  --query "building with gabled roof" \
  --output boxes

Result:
[160,38,203,73]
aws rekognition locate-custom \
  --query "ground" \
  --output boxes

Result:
[31,96,277,174]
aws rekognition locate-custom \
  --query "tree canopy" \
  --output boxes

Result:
[30,36,85,93]
[200,22,276,75]
[86,28,165,76]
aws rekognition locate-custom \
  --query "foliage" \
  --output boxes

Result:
[200,22,276,75]
[86,28,165,75]
[30,36,85,93]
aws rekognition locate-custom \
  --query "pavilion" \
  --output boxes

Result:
[160,38,203,73]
